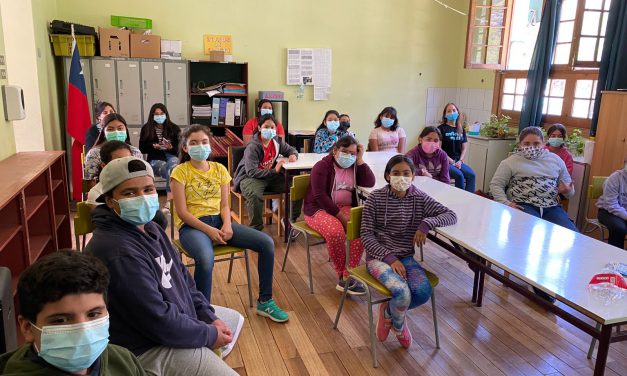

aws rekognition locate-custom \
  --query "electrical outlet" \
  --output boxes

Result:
[0,69,6,80]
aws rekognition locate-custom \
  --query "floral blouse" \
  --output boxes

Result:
[313,128,349,154]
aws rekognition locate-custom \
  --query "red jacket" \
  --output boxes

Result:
[303,154,376,217]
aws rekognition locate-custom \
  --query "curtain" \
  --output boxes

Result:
[518,0,562,131]
[590,0,627,136]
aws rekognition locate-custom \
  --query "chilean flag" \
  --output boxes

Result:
[66,35,91,201]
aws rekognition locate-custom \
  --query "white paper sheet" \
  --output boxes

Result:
[314,86,331,101]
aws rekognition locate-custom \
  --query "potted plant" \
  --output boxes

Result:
[479,114,515,138]
[566,128,585,156]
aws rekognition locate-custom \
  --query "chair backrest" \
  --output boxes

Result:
[228,146,246,176]
[74,201,95,236]
[346,206,364,242]
[290,174,310,202]
[588,176,607,200]
[0,267,17,353]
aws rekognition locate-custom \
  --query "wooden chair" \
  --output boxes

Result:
[583,176,608,241]
[333,206,441,368]
[74,202,95,251]
[280,174,325,293]
[228,146,283,236]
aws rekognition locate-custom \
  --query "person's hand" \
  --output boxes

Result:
[356,144,365,162]
[390,260,406,279]
[336,211,349,229]
[454,161,462,169]
[275,160,286,173]
[558,181,573,194]
[508,202,523,210]
[220,223,233,241]
[153,143,161,150]
[421,168,432,178]
[212,324,233,349]
[212,319,232,337]
[288,154,298,162]
[414,230,427,247]
[206,226,227,245]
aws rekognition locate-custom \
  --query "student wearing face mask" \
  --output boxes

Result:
[544,123,573,176]
[0,250,145,375]
[171,125,289,322]
[438,103,476,192]
[233,114,299,231]
[362,155,456,349]
[368,106,406,153]
[406,126,450,184]
[596,161,627,249]
[140,103,181,195]
[313,110,350,153]
[303,136,375,294]
[85,101,116,153]
[242,100,285,145]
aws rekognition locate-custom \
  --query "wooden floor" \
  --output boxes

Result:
[71,211,627,376]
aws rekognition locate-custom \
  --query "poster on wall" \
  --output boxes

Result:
[204,34,233,62]
[287,48,332,100]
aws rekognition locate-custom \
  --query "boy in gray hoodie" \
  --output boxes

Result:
[596,163,627,249]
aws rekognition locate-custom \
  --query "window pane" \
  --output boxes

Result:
[472,46,486,64]
[597,38,605,61]
[557,21,574,43]
[586,0,603,10]
[542,99,548,114]
[475,7,490,26]
[544,79,552,96]
[550,79,566,97]
[589,100,595,118]
[561,0,578,20]
[515,79,527,94]
[503,78,516,93]
[473,27,488,45]
[486,46,501,64]
[605,0,612,11]
[547,98,563,115]
[507,0,542,70]
[493,0,506,6]
[514,95,524,111]
[488,28,503,45]
[592,80,598,94]
[578,37,597,61]
[601,12,609,36]
[575,80,594,98]
[490,8,505,27]
[502,94,514,110]
[572,99,591,117]
[554,43,571,64]
[581,11,601,36]
[476,0,491,5]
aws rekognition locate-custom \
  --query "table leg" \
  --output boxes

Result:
[472,270,479,303]
[283,171,292,243]
[593,324,612,376]
[477,267,486,307]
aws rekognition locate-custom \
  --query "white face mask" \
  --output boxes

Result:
[390,176,413,192]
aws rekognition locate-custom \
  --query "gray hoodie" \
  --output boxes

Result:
[490,149,574,208]
[596,169,627,221]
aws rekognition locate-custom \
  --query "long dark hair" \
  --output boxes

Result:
[316,110,345,132]
[94,113,131,146]
[374,107,399,131]
[546,123,567,140]
[95,101,115,121]
[419,126,442,141]
[442,102,462,134]
[256,99,274,117]
[140,103,181,145]
[179,124,212,163]
[329,135,358,155]
[384,155,415,183]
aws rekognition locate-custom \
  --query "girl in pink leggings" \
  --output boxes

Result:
[302,135,376,295]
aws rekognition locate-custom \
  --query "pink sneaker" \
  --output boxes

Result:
[376,302,392,341]
[394,319,413,349]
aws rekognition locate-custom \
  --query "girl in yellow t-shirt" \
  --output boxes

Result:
[170,125,288,323]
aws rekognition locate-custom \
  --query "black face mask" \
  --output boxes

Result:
[340,121,350,129]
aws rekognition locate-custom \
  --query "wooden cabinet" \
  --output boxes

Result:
[590,91,627,180]
[0,152,71,295]
[466,135,516,193]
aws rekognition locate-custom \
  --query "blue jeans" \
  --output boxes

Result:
[179,215,276,303]
[518,203,578,232]
[449,163,476,192]
[149,152,179,192]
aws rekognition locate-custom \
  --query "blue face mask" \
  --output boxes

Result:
[188,144,211,161]
[326,120,340,132]
[381,117,395,128]
[154,114,167,124]
[105,130,127,142]
[260,108,273,116]
[336,152,356,168]
[547,137,565,147]
[114,194,159,226]
[260,128,277,140]
[446,112,459,122]
[32,316,109,373]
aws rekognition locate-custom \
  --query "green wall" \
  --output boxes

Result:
[0,5,15,160]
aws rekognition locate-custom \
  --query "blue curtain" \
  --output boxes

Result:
[519,0,562,131]
[590,0,627,136]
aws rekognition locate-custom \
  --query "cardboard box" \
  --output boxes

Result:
[130,34,161,59]
[161,39,182,60]
[209,50,225,62]
[99,27,130,57]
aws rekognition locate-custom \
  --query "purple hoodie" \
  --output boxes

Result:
[406,144,450,184]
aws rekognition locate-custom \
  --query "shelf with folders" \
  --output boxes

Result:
[210,128,244,159]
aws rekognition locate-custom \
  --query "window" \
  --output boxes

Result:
[542,79,566,116]
[572,79,597,118]
[501,77,526,111]
[465,0,514,69]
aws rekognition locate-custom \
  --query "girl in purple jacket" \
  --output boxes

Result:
[406,126,450,184]
[303,136,376,295]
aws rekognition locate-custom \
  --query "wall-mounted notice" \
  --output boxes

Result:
[287,48,332,100]
[204,34,233,61]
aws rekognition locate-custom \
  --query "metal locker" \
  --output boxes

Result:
[141,61,165,122]
[91,58,118,114]
[64,57,94,122]
[116,60,142,125]
[164,61,189,125]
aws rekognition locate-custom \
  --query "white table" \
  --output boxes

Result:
[360,176,627,375]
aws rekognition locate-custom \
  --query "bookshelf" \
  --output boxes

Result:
[0,152,72,296]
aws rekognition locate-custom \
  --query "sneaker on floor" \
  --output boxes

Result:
[376,302,392,342]
[335,278,367,296]
[393,319,412,349]
[256,298,289,323]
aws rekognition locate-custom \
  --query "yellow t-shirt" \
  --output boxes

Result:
[170,161,232,229]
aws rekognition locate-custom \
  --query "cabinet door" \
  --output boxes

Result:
[141,61,165,123]
[116,60,142,125]
[466,140,488,191]
[64,58,94,122]
[91,59,117,114]
[164,62,189,124]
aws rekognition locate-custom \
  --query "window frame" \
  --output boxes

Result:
[464,0,515,70]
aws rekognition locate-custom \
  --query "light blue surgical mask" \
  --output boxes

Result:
[31,316,109,373]
[336,152,356,168]
[188,144,211,161]
[446,112,459,122]
[260,108,273,116]
[326,120,340,132]
[547,137,565,147]
[105,130,127,142]
[260,128,277,140]
[381,117,395,128]
[154,114,167,124]
[114,194,159,226]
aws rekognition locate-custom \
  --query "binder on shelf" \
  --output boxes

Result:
[218,98,228,125]
[225,101,236,126]
[211,98,220,125]
[234,98,241,126]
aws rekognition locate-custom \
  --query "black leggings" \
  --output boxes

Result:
[598,208,627,249]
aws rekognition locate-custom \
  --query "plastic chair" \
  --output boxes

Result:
[280,174,325,293]
[333,206,440,368]
[74,202,95,251]
[583,176,608,241]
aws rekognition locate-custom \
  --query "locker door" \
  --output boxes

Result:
[116,60,142,125]
[64,57,94,122]
[90,58,117,115]
[164,61,189,125]
[141,61,165,122]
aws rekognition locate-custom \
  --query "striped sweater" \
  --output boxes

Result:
[362,185,457,264]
